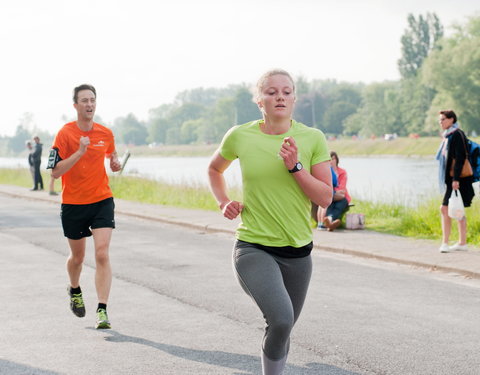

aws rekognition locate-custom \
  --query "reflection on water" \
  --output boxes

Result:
[121,156,442,206]
[341,157,439,206]
[1,156,447,206]
[123,157,243,187]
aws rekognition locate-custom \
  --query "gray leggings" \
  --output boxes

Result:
[232,240,312,360]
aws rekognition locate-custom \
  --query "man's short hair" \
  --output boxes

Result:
[73,84,96,103]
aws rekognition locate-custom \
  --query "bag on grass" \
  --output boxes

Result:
[346,213,365,230]
[448,190,465,220]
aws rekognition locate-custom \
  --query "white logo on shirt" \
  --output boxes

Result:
[93,140,105,147]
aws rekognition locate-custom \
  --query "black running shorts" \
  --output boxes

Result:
[61,197,115,240]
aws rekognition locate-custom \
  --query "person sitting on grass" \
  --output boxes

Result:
[317,151,351,231]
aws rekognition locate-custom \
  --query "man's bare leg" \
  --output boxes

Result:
[92,227,113,304]
[67,237,87,317]
[67,237,86,288]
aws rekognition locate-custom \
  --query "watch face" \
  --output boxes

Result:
[289,162,303,173]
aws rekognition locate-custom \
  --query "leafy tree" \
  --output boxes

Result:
[148,102,206,145]
[342,112,363,136]
[397,77,435,135]
[294,80,362,132]
[294,78,327,128]
[295,75,310,97]
[294,91,326,128]
[421,15,480,133]
[423,91,456,135]
[169,103,206,128]
[147,97,217,145]
[123,126,148,146]
[7,112,44,154]
[398,13,443,79]
[233,86,260,124]
[209,97,236,143]
[343,82,402,137]
[180,119,206,144]
[320,82,363,134]
[8,125,32,154]
[323,102,358,135]
[113,113,148,145]
[175,87,227,107]
[166,127,180,145]
[148,104,174,144]
[328,84,362,107]
[194,120,216,144]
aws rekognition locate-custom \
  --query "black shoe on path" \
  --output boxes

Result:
[67,287,86,317]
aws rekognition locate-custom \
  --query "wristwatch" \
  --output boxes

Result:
[288,162,303,173]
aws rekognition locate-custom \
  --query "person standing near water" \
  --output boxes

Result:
[25,140,35,187]
[31,136,44,191]
[208,69,332,374]
[436,110,474,253]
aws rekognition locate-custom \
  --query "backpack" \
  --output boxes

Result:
[467,138,480,182]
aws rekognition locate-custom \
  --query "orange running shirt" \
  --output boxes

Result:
[52,121,116,204]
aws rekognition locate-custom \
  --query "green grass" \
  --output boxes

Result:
[109,175,242,210]
[352,198,480,246]
[327,137,441,157]
[1,168,479,247]
[0,168,35,187]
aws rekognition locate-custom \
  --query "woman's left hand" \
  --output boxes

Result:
[279,136,298,170]
[452,180,460,190]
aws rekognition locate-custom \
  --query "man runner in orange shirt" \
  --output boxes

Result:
[48,84,121,329]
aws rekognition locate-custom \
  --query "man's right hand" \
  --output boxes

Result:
[79,136,90,154]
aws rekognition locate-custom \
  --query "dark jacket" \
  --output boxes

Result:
[444,129,475,206]
[445,130,470,182]
[32,143,43,164]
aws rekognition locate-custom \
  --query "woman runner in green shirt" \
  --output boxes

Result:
[208,69,333,375]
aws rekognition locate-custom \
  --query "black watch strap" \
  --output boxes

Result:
[288,162,303,173]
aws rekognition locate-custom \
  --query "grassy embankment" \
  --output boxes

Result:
[3,136,480,246]
[115,136,458,157]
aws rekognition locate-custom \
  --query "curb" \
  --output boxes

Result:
[2,188,479,280]
[314,245,480,280]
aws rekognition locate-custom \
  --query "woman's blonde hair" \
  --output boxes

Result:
[253,69,296,102]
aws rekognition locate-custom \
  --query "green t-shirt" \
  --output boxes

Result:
[219,119,330,248]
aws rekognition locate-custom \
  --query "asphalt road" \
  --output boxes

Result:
[1,195,480,375]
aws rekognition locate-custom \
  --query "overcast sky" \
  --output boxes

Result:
[1,0,478,137]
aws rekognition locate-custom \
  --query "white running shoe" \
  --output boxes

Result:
[439,243,450,253]
[449,243,468,251]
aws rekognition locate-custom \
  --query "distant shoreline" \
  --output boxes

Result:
[113,136,447,158]
[8,136,478,159]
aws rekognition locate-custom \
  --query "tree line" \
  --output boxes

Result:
[3,13,479,154]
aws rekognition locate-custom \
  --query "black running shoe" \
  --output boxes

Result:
[67,287,86,317]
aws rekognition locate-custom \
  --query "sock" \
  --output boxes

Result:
[70,286,81,295]
[97,303,107,312]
